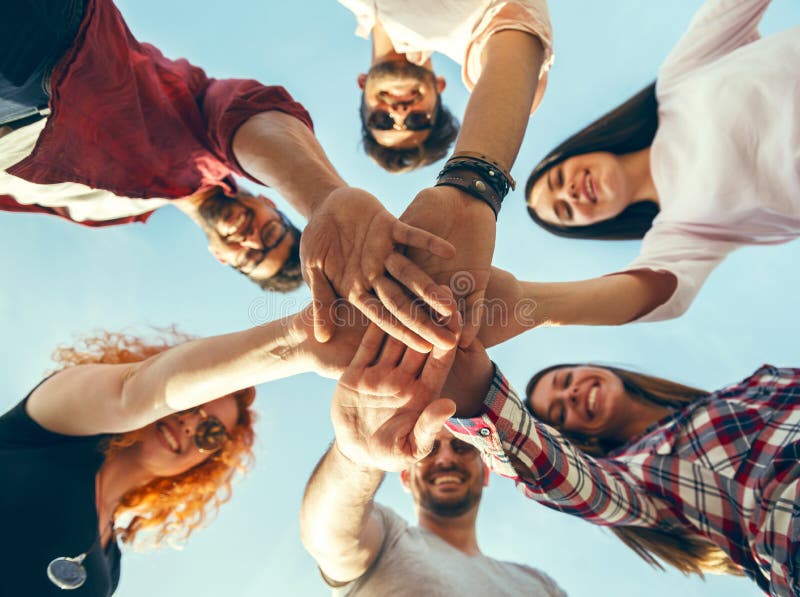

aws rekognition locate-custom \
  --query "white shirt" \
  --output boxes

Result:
[0,119,169,223]
[338,0,554,107]
[625,0,800,321]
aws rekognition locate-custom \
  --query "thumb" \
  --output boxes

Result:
[411,398,457,460]
[306,266,338,343]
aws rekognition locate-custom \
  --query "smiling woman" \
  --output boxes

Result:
[0,306,371,597]
[447,352,800,594]
[520,0,800,327]
[0,330,256,596]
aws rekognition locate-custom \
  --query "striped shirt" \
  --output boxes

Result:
[446,365,800,596]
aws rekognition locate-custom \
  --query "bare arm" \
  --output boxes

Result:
[456,29,545,170]
[232,111,346,219]
[477,268,676,347]
[26,312,320,436]
[300,444,386,584]
[399,31,545,347]
[302,325,457,582]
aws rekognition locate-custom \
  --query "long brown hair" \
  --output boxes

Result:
[52,329,257,549]
[525,364,743,577]
[525,82,660,240]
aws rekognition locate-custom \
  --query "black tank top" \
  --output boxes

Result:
[0,388,121,596]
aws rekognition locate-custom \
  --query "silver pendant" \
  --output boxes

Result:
[47,553,87,590]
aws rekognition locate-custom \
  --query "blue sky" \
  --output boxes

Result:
[1,0,798,595]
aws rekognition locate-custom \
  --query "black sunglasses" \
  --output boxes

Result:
[367,109,433,131]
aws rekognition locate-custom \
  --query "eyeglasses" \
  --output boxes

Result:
[187,407,230,453]
[234,211,292,275]
[367,109,433,131]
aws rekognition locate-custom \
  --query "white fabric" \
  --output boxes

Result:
[338,0,553,95]
[330,504,566,597]
[0,120,169,222]
[624,0,800,321]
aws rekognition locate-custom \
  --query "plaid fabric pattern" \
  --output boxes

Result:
[446,364,800,596]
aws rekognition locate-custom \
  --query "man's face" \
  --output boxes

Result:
[359,60,445,149]
[199,191,295,282]
[402,428,486,518]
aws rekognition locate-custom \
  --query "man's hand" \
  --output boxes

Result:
[331,324,458,471]
[400,185,496,348]
[301,187,458,353]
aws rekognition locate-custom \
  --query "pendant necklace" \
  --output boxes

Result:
[47,474,114,590]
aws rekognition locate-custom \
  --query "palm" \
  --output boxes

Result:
[400,186,496,346]
[301,187,457,352]
[331,326,457,471]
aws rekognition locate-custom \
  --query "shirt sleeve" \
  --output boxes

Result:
[0,194,153,226]
[445,365,665,527]
[464,1,554,112]
[200,79,314,185]
[618,223,739,322]
[658,0,771,87]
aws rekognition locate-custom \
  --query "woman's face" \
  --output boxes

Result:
[134,395,240,478]
[527,366,636,442]
[528,152,633,227]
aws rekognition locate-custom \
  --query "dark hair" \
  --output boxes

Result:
[360,96,459,173]
[525,82,660,240]
[524,363,743,577]
[251,225,304,293]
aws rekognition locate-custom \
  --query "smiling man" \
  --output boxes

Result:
[300,325,565,597]
[341,0,555,172]
[0,0,315,290]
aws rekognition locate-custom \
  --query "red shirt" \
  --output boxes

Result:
[0,0,312,226]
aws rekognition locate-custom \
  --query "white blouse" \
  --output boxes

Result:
[623,0,800,321]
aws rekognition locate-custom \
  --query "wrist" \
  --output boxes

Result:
[332,440,382,475]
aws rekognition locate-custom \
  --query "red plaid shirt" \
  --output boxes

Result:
[0,0,312,226]
[446,364,800,596]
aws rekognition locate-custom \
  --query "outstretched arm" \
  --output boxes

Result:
[233,111,459,353]
[300,444,386,585]
[25,308,358,436]
[400,30,546,347]
[301,324,456,582]
[476,268,676,347]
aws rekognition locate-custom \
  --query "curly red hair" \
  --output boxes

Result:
[52,329,257,549]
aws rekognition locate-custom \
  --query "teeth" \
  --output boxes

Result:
[160,424,179,452]
[433,475,462,485]
[588,386,598,415]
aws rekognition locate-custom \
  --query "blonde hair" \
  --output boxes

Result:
[526,364,743,578]
[52,330,257,549]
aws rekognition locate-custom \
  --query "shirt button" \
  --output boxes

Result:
[479,428,491,437]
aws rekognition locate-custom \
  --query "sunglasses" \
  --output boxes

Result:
[186,407,230,453]
[367,109,433,131]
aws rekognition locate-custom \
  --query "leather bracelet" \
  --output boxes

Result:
[439,157,511,200]
[449,150,516,192]
[435,167,501,219]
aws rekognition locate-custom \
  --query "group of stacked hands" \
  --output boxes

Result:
[2,0,800,595]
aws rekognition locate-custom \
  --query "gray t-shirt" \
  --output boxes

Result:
[331,504,566,597]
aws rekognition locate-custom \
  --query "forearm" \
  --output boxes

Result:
[232,111,347,219]
[121,312,312,421]
[522,271,674,327]
[300,443,385,582]
[454,30,544,170]
[446,368,660,527]
[477,266,531,347]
